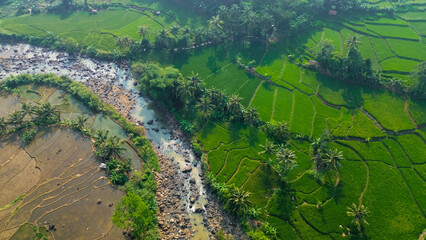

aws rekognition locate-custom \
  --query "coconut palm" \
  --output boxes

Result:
[258,140,276,161]
[347,203,369,232]
[7,110,25,129]
[243,106,260,126]
[94,129,110,147]
[177,78,194,104]
[76,115,88,129]
[345,35,362,50]
[138,26,148,39]
[116,158,132,175]
[321,149,344,171]
[21,102,34,119]
[274,146,297,179]
[0,117,6,136]
[209,15,224,29]
[33,103,60,125]
[106,136,125,160]
[226,187,252,214]
[227,95,242,116]
[187,72,203,96]
[196,96,214,118]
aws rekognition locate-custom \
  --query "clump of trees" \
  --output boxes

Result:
[0,102,60,145]
[316,36,379,86]
[132,62,263,128]
[316,36,426,99]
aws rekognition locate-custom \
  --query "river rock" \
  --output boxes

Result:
[182,165,192,173]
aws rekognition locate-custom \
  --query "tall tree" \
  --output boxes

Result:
[138,26,148,39]
[226,187,252,215]
[345,35,362,50]
[258,140,276,161]
[227,95,242,116]
[196,96,214,118]
[347,203,370,233]
[0,117,6,136]
[113,193,154,238]
[177,78,195,104]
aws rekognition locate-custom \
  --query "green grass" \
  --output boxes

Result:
[382,139,412,167]
[369,37,395,61]
[216,147,260,182]
[208,146,228,175]
[362,91,415,130]
[0,10,167,51]
[227,158,260,187]
[267,216,298,240]
[381,57,420,73]
[323,28,341,53]
[338,140,393,165]
[365,17,409,26]
[400,168,426,214]
[256,44,285,83]
[347,109,385,138]
[409,21,426,36]
[366,24,419,40]
[197,122,238,151]
[290,91,314,136]
[273,87,293,123]
[386,39,426,61]
[407,98,426,125]
[397,134,426,164]
[300,69,320,90]
[242,164,280,207]
[250,82,276,121]
[399,11,426,21]
[363,161,424,239]
[317,74,356,108]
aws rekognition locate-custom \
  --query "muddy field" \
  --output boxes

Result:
[0,85,144,239]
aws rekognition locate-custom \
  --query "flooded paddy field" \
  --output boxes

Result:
[0,85,144,239]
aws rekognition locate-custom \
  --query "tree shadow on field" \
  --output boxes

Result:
[59,11,73,20]
[207,56,220,73]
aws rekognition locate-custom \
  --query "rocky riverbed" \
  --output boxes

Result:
[0,44,247,240]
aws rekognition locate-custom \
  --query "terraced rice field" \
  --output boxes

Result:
[0,85,140,239]
[0,7,175,51]
[190,15,426,238]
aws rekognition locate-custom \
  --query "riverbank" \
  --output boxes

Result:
[0,44,246,240]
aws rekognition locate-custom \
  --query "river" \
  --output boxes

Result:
[0,44,211,239]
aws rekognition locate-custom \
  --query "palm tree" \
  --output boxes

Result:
[274,146,297,179]
[94,129,110,147]
[226,187,252,215]
[321,149,344,171]
[0,117,7,136]
[106,136,125,160]
[227,95,242,116]
[116,158,132,175]
[347,203,369,233]
[258,140,276,161]
[76,116,88,129]
[196,96,214,118]
[21,102,34,119]
[177,78,194,104]
[39,103,60,124]
[209,15,224,29]
[243,106,260,126]
[138,26,148,39]
[345,35,362,50]
[187,72,203,96]
[8,110,25,129]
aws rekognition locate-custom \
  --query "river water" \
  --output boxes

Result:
[0,44,210,239]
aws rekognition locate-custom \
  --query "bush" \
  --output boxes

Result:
[22,129,37,145]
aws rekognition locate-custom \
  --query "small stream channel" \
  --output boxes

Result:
[0,44,210,239]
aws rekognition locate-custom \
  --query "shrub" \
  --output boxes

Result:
[22,129,37,145]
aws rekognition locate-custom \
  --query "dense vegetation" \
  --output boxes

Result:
[0,74,160,239]
[0,0,425,239]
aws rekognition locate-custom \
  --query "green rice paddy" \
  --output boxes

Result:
[1,3,425,239]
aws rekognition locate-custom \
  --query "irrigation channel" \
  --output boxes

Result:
[0,44,245,240]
